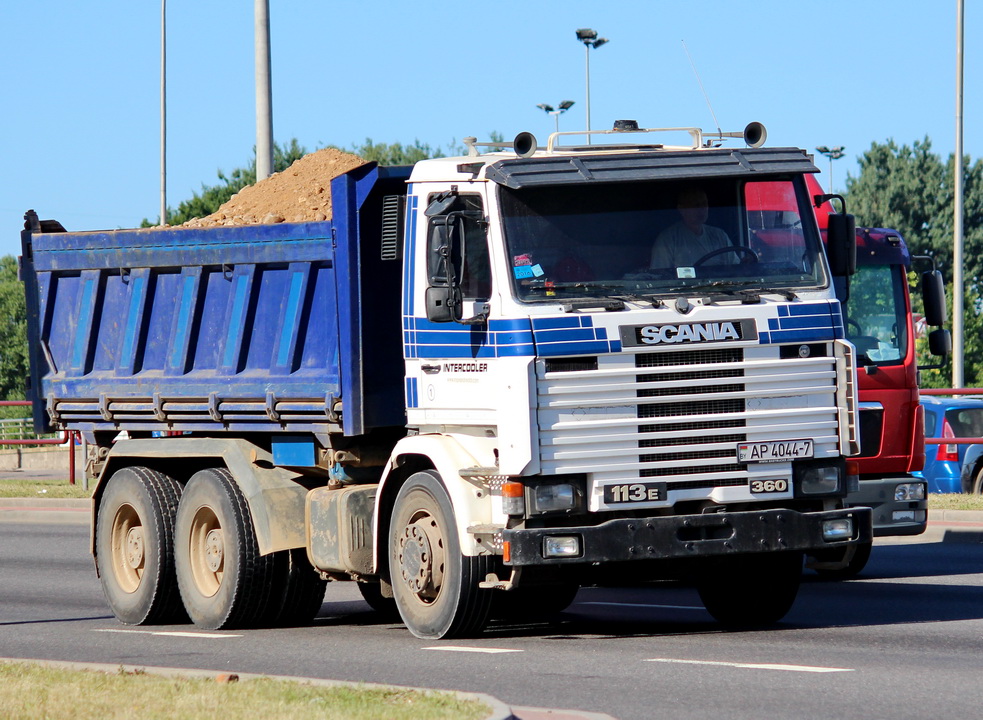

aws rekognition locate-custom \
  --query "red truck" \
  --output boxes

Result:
[748,175,949,575]
[810,180,949,575]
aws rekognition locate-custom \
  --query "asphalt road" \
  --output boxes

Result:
[2,519,982,720]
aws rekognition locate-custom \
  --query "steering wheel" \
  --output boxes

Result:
[846,319,863,336]
[693,245,758,266]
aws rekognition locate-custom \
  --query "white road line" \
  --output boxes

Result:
[423,646,523,654]
[645,658,854,673]
[94,629,241,639]
[579,601,706,611]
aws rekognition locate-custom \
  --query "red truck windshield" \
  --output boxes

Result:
[843,263,908,364]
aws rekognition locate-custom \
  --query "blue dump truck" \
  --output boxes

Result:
[21,122,872,639]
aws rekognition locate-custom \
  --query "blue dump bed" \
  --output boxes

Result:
[21,164,411,439]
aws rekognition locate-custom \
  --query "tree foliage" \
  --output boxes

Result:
[0,255,28,401]
[143,139,308,226]
[846,139,983,386]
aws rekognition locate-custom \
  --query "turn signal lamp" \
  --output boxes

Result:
[502,482,525,516]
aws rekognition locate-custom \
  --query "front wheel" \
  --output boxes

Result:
[697,552,803,627]
[389,471,493,639]
[811,541,872,580]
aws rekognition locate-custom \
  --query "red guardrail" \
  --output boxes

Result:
[0,401,77,485]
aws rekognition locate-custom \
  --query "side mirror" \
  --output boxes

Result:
[921,270,947,327]
[929,327,952,357]
[425,215,462,323]
[426,286,462,323]
[826,213,857,276]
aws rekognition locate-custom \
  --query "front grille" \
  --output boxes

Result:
[537,340,844,508]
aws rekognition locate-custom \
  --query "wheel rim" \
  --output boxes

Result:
[188,505,224,598]
[110,503,144,593]
[397,508,445,604]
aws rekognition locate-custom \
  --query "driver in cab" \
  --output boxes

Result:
[650,187,735,269]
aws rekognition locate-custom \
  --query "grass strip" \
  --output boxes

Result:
[0,661,488,720]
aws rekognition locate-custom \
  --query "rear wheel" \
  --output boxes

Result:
[95,466,185,625]
[389,471,493,639]
[357,581,400,620]
[973,467,983,494]
[264,548,327,627]
[697,552,803,627]
[175,468,274,629]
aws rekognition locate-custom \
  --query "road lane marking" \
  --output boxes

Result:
[644,658,854,673]
[94,629,241,639]
[423,646,522,654]
[579,601,706,611]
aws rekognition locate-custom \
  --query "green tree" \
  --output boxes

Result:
[846,138,983,386]
[845,137,983,281]
[349,138,445,165]
[143,139,308,226]
[0,255,28,401]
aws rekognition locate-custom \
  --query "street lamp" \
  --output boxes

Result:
[537,100,575,134]
[815,145,845,193]
[576,28,608,142]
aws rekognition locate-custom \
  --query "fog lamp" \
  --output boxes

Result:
[543,535,581,558]
[532,483,576,514]
[894,482,926,502]
[822,518,854,541]
[796,464,842,495]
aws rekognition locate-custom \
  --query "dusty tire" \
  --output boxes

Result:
[264,548,327,627]
[697,551,803,627]
[812,541,873,580]
[95,466,185,625]
[357,581,400,620]
[175,468,274,629]
[389,471,493,639]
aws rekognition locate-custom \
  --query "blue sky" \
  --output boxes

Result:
[1,1,978,259]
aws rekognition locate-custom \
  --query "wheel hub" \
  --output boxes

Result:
[399,524,432,594]
[204,529,224,573]
[124,526,145,569]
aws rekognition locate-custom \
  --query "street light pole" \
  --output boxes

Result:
[255,0,274,181]
[160,0,166,226]
[953,0,965,388]
[816,145,845,193]
[576,29,608,143]
[537,101,575,135]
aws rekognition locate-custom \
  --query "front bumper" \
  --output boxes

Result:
[503,507,873,566]
[848,476,926,537]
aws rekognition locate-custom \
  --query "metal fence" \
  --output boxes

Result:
[0,401,78,485]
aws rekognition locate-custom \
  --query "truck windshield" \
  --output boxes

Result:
[498,176,826,302]
[842,264,908,364]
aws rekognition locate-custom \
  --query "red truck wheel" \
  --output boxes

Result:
[697,551,802,627]
[95,466,185,625]
[389,471,493,639]
[174,468,274,629]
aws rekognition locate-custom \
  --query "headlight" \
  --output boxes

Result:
[895,482,926,502]
[795,461,843,496]
[531,483,576,514]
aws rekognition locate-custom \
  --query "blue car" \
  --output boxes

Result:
[917,395,983,494]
